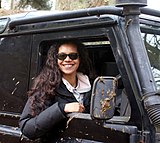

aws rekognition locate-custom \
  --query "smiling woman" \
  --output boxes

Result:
[57,42,80,82]
[19,39,95,142]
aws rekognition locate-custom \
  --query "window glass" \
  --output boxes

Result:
[141,32,160,90]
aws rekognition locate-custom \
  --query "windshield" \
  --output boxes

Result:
[141,30,160,90]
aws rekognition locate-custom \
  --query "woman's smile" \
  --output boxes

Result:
[63,64,74,68]
[57,43,80,76]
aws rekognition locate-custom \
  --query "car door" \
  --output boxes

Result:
[0,34,32,142]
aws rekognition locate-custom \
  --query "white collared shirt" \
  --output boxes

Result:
[62,72,91,104]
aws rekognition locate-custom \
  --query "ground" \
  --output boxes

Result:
[0,9,26,16]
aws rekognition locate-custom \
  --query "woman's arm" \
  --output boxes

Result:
[19,98,66,140]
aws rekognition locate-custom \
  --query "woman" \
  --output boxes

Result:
[19,40,94,142]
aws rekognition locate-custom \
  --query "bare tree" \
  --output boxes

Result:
[10,0,14,9]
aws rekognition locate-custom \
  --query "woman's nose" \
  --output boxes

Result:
[64,55,72,61]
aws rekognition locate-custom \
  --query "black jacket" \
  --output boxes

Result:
[19,81,91,142]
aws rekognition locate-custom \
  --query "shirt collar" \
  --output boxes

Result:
[62,72,91,93]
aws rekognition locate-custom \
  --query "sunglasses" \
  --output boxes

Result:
[57,53,79,60]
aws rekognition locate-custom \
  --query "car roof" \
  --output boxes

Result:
[0,6,159,36]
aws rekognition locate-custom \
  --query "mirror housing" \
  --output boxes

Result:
[90,76,117,120]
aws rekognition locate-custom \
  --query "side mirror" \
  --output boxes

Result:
[90,76,117,120]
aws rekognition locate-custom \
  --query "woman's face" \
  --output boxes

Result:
[57,43,80,77]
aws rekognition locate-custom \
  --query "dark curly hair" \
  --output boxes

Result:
[28,39,94,116]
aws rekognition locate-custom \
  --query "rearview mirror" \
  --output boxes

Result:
[90,76,117,120]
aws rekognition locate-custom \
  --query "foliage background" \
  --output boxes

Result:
[0,0,116,16]
[55,0,109,10]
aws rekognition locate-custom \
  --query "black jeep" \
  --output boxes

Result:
[0,0,160,142]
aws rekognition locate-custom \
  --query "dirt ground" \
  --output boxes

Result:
[0,9,26,16]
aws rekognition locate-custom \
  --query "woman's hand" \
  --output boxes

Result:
[64,102,85,113]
